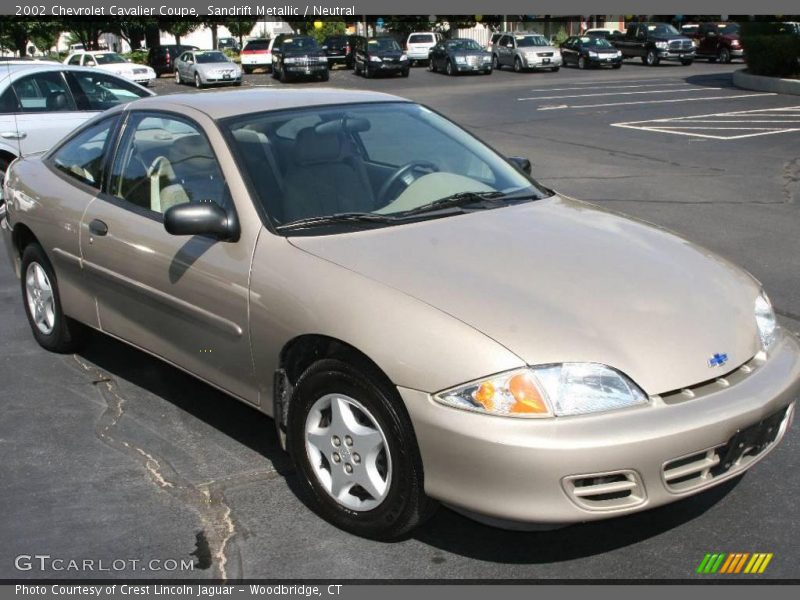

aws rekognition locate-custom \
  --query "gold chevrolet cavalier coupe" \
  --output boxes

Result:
[1,89,798,539]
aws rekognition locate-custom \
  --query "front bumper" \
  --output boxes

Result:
[522,55,563,69]
[401,332,800,525]
[368,62,408,73]
[454,61,492,72]
[202,75,242,84]
[285,65,328,74]
[588,55,623,67]
[730,48,745,57]
[657,50,696,61]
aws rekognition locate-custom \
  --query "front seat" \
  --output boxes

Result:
[281,127,376,222]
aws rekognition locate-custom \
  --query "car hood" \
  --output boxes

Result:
[196,62,237,71]
[521,45,560,53]
[289,196,763,395]
[451,50,491,58]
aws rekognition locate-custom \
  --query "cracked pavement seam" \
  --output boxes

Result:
[69,355,281,581]
[783,157,799,204]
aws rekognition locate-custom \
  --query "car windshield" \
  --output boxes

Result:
[223,102,551,234]
[282,37,319,50]
[647,24,680,36]
[581,37,614,48]
[446,39,483,51]
[368,38,401,52]
[515,35,548,47]
[195,51,228,63]
[716,23,740,35]
[92,53,126,65]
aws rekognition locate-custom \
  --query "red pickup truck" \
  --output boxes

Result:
[682,22,744,63]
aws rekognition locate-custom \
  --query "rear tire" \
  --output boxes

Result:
[20,243,85,354]
[428,59,437,72]
[287,359,437,540]
[551,66,560,72]
[243,65,253,74]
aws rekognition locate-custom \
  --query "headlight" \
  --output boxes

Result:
[525,53,537,60]
[655,41,668,49]
[455,56,466,64]
[284,57,297,64]
[755,292,778,350]
[400,54,408,61]
[434,364,648,418]
[616,50,622,57]
[589,51,599,58]
[369,55,382,62]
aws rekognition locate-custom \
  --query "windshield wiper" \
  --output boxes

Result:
[397,190,524,217]
[275,212,398,232]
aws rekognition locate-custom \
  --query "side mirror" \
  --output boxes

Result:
[508,156,532,175]
[164,203,239,241]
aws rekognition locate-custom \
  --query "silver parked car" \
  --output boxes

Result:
[2,89,798,539]
[0,64,153,214]
[492,32,563,72]
[174,50,242,88]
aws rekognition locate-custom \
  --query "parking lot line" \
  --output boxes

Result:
[519,87,717,101]
[540,92,776,110]
[526,82,691,93]
[611,105,800,140]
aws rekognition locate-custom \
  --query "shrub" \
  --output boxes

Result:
[123,49,149,65]
[741,23,800,78]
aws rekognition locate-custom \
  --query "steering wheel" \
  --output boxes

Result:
[377,160,439,205]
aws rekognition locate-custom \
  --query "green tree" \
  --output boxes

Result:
[108,17,153,51]
[225,19,258,48]
[160,19,201,47]
[0,17,34,57]
[29,20,64,56]
[68,21,107,50]
[203,16,225,49]
[308,21,347,44]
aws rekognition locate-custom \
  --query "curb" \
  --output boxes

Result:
[732,69,800,96]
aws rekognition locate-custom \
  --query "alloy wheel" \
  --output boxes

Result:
[25,262,55,335]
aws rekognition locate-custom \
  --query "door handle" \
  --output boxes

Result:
[89,219,108,236]
[0,131,26,140]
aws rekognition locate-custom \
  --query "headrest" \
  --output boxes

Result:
[169,134,214,165]
[46,92,68,111]
[293,127,342,165]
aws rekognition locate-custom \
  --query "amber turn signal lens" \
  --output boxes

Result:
[475,381,495,410]
[508,373,548,414]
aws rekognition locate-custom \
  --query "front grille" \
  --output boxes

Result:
[669,40,693,51]
[465,55,482,66]
[656,354,761,405]
[537,52,554,57]
[663,404,793,493]
[563,470,646,511]
[293,56,325,66]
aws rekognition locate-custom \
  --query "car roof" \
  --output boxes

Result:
[119,88,408,120]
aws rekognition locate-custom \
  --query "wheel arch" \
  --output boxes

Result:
[273,333,399,448]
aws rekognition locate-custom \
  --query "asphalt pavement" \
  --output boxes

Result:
[1,59,799,580]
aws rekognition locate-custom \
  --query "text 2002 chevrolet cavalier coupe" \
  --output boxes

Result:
[2,89,798,539]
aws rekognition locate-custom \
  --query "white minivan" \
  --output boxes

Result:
[405,32,443,64]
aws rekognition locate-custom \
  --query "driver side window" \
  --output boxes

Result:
[108,114,231,216]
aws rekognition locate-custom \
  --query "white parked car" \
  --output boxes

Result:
[405,32,443,64]
[0,64,153,209]
[63,51,156,87]
[240,38,276,73]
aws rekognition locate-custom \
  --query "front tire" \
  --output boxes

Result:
[194,73,204,89]
[514,56,523,73]
[681,58,694,66]
[492,54,499,70]
[646,50,660,66]
[21,243,85,353]
[578,56,587,69]
[287,359,437,540]
[445,60,455,76]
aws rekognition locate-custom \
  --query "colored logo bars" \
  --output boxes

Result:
[696,552,773,574]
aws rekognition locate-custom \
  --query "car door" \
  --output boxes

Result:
[0,70,88,159]
[430,42,443,68]
[79,110,261,403]
[561,38,576,65]
[497,35,510,66]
